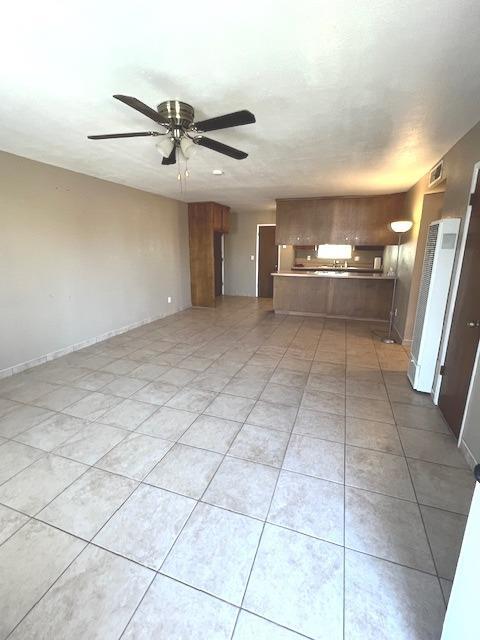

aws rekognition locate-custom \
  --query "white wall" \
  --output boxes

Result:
[441,484,480,640]
[0,151,191,374]
[224,209,276,296]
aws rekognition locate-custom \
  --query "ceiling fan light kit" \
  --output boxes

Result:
[180,136,197,160]
[88,95,255,172]
[155,136,175,158]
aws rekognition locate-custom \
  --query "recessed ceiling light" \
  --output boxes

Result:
[212,169,224,175]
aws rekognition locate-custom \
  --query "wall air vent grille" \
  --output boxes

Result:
[428,160,444,188]
[411,223,439,360]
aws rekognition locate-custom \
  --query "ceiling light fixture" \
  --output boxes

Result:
[155,137,175,158]
[212,169,224,175]
[180,137,197,160]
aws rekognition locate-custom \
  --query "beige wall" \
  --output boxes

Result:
[389,188,444,342]
[393,120,480,342]
[0,151,191,373]
[224,209,276,296]
[401,191,445,341]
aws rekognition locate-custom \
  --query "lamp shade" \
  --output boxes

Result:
[180,137,197,160]
[390,220,413,233]
[155,137,175,158]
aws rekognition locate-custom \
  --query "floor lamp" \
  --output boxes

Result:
[382,219,413,344]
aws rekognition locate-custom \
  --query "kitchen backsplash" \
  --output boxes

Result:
[294,246,386,269]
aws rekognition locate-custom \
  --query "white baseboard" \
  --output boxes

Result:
[0,304,191,380]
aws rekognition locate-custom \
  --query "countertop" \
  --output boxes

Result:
[272,271,396,280]
[291,266,382,273]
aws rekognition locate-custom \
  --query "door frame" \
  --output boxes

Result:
[433,161,480,411]
[212,231,225,297]
[255,224,280,297]
[221,233,225,295]
[459,343,480,466]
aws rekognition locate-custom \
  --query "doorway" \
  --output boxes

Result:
[213,232,223,298]
[256,224,278,298]
[438,171,480,437]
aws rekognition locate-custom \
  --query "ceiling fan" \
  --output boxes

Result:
[88,95,256,165]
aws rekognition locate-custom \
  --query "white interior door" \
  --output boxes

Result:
[441,476,480,640]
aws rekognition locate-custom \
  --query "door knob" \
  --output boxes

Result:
[475,464,480,483]
[466,320,480,328]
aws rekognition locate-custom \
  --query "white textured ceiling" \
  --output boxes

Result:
[1,0,480,212]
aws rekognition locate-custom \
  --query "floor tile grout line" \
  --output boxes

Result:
[1,334,470,521]
[145,320,296,596]
[4,532,89,640]
[0,512,33,550]
[381,356,448,605]
[3,365,462,456]
[229,318,317,640]
[0,307,461,636]
[117,572,157,640]
[0,301,274,385]
[151,312,299,598]
[3,393,469,471]
[1,433,469,528]
[0,313,256,422]
[24,427,474,483]
[0,434,143,537]
[13,476,452,584]
[235,608,316,640]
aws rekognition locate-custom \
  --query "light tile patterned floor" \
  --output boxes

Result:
[0,296,475,639]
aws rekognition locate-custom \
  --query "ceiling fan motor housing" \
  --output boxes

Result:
[157,101,195,131]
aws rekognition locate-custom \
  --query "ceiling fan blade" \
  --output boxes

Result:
[113,95,168,126]
[162,144,177,165]
[195,136,248,159]
[194,110,255,132]
[88,132,161,140]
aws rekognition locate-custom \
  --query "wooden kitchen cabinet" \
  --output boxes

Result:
[213,205,229,233]
[276,193,406,246]
[221,207,230,233]
[213,206,223,232]
[188,201,229,307]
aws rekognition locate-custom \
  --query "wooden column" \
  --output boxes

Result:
[188,202,229,307]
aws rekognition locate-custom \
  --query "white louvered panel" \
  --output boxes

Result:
[408,217,460,393]
[411,223,439,360]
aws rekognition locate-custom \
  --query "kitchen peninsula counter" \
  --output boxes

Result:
[272,271,395,320]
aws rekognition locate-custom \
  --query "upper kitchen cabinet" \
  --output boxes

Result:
[276,193,406,246]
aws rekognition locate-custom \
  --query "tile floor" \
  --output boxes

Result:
[0,296,475,640]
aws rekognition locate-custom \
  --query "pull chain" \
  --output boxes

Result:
[175,142,191,193]
[176,147,183,193]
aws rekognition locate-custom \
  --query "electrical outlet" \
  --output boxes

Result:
[250,255,255,261]
[167,296,172,304]
[394,307,398,317]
